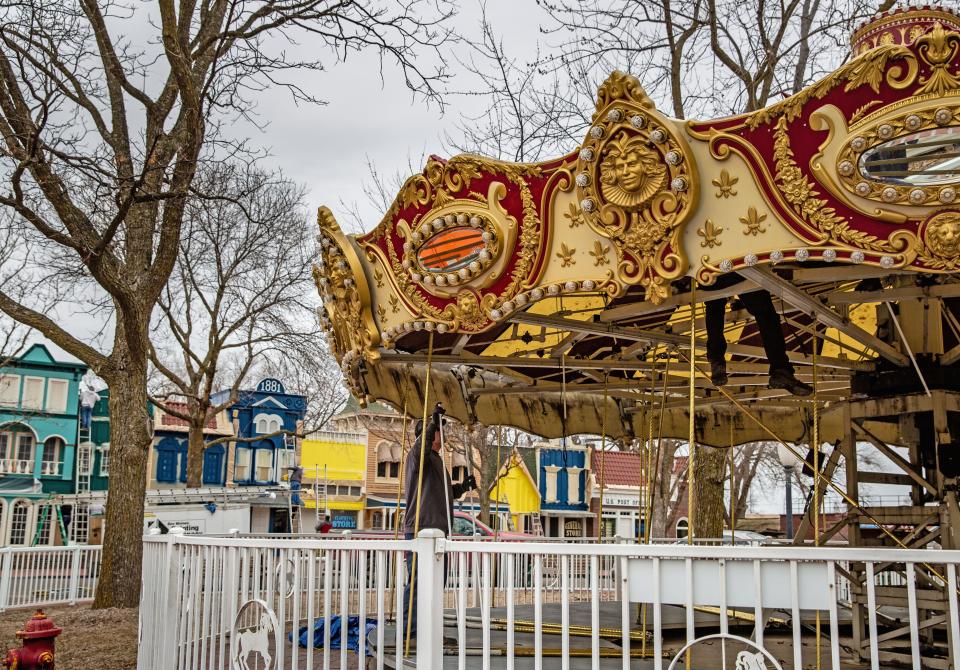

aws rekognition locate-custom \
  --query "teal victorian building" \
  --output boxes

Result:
[0,344,100,545]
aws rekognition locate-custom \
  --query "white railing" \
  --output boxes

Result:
[40,460,62,476]
[138,532,960,670]
[0,545,102,611]
[0,458,32,475]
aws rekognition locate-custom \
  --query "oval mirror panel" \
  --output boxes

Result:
[417,227,487,272]
[859,126,960,186]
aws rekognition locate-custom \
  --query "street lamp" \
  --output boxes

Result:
[776,444,799,539]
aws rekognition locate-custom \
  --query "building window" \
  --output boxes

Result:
[21,377,45,410]
[276,448,295,473]
[156,441,179,484]
[41,437,63,475]
[0,374,20,406]
[234,447,252,481]
[69,504,89,544]
[254,413,283,434]
[451,465,467,484]
[9,500,29,545]
[255,448,273,482]
[0,432,7,461]
[375,440,401,480]
[15,433,34,468]
[99,445,110,477]
[77,442,93,476]
[544,466,561,503]
[567,467,583,503]
[46,379,68,413]
[676,517,689,539]
[201,445,223,485]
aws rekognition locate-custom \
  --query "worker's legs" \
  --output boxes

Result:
[739,290,812,396]
[705,297,729,385]
[738,290,792,374]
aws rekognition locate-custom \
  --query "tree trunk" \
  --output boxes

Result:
[186,423,206,488]
[94,349,151,608]
[692,444,727,539]
[649,439,681,537]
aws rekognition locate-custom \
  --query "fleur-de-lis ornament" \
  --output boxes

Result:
[557,243,577,267]
[564,202,585,228]
[590,240,611,266]
[740,207,767,236]
[712,170,739,199]
[698,219,724,248]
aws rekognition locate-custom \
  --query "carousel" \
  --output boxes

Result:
[313,6,960,667]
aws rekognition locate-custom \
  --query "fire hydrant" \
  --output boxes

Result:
[2,610,62,669]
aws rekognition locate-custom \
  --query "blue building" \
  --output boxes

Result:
[537,444,591,538]
[0,344,89,545]
[149,401,233,488]
[213,378,306,487]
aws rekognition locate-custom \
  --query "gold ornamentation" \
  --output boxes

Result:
[849,100,884,125]
[389,294,400,314]
[740,207,767,236]
[835,104,960,207]
[557,243,577,267]
[374,268,384,288]
[564,202,585,228]
[375,155,543,332]
[312,207,380,399]
[773,117,893,251]
[598,132,667,207]
[915,22,960,96]
[376,305,386,322]
[575,71,698,304]
[590,240,611,266]
[712,170,738,198]
[746,44,916,129]
[920,211,960,269]
[697,219,723,248]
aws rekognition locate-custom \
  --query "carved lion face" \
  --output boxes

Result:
[925,213,960,257]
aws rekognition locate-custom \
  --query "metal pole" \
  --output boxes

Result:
[784,466,794,539]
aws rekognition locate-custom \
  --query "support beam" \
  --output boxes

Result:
[737,266,909,366]
[852,421,938,496]
[825,282,960,305]
[598,279,755,322]
[792,445,843,545]
[509,311,873,371]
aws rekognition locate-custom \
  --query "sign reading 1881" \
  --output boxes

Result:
[257,378,286,394]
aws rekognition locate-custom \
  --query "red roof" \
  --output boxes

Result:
[591,449,641,487]
[158,401,220,430]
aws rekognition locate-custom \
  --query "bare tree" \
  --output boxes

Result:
[148,162,331,486]
[0,0,452,607]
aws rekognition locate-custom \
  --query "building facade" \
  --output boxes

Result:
[0,344,99,545]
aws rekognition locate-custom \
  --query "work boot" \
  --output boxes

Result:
[710,360,728,387]
[768,369,813,396]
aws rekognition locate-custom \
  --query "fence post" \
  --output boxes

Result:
[0,548,11,612]
[67,546,82,604]
[158,530,185,668]
[415,528,445,670]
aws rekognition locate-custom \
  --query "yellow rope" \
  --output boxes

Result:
[405,331,434,656]
[597,371,608,540]
[495,424,503,539]
[813,332,822,670]
[686,282,696,670]
[393,398,410,541]
[729,417,735,542]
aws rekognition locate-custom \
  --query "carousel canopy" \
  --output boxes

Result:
[313,6,960,447]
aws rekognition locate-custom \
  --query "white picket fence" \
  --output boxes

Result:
[137,531,960,670]
[0,545,102,611]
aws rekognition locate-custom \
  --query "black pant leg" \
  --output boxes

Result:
[739,290,792,373]
[705,297,728,364]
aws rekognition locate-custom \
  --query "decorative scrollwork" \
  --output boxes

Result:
[575,71,698,304]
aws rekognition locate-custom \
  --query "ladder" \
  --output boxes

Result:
[287,493,302,534]
[31,504,69,546]
[530,514,544,536]
[76,440,92,494]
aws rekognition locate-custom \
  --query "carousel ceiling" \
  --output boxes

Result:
[313,6,960,447]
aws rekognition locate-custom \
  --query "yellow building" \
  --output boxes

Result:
[489,449,541,533]
[299,431,367,530]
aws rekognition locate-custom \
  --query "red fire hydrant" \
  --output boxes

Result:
[2,610,62,669]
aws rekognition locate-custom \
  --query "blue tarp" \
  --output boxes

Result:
[289,616,377,654]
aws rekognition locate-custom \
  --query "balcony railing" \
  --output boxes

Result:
[0,458,32,475]
[40,460,62,476]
